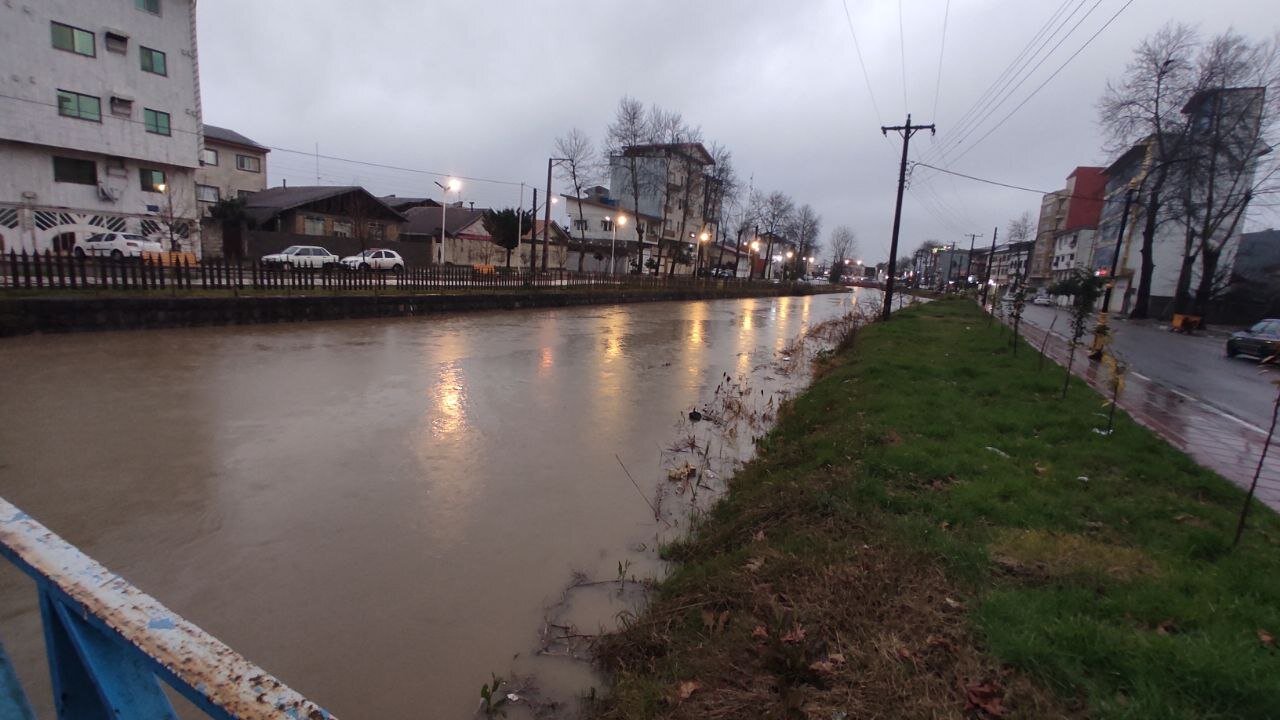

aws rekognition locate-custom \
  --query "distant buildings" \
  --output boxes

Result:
[1028,167,1106,287]
[0,0,203,255]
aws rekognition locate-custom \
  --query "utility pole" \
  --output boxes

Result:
[980,226,998,307]
[529,187,538,274]
[1088,187,1136,361]
[963,232,982,283]
[542,158,554,274]
[881,114,935,320]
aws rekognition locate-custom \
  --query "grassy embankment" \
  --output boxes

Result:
[592,298,1280,719]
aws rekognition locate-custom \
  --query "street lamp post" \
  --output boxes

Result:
[748,239,760,281]
[609,214,626,275]
[433,178,461,265]
[154,182,178,253]
[695,230,710,276]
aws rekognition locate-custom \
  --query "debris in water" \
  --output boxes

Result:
[688,409,703,422]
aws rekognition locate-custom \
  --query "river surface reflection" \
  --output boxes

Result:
[0,291,875,718]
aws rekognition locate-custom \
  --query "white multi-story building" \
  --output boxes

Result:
[0,0,202,256]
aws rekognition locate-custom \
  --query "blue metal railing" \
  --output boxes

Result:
[0,497,337,719]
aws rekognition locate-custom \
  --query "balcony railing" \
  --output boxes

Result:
[0,496,337,720]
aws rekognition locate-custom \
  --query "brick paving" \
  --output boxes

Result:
[1011,317,1280,512]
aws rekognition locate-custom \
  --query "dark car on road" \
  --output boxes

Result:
[1226,319,1280,359]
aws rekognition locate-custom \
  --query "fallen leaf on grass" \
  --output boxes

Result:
[1260,629,1275,648]
[943,597,964,610]
[827,652,846,665]
[781,625,807,644]
[676,680,700,701]
[752,529,766,542]
[1034,462,1049,476]
[964,680,1007,718]
[926,634,957,653]
[1156,619,1178,636]
[744,557,764,572]
[751,625,769,640]
[896,646,914,661]
[809,660,836,675]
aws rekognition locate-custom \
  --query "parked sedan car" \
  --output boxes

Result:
[1032,295,1053,306]
[1226,319,1280,359]
[340,249,405,272]
[260,245,339,268]
[73,232,163,259]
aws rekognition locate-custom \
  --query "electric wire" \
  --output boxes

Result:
[918,0,1080,164]
[930,0,951,123]
[946,0,1139,166]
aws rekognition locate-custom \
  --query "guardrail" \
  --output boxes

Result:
[0,250,796,294]
[0,497,336,719]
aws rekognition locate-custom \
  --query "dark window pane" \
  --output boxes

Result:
[53,157,97,185]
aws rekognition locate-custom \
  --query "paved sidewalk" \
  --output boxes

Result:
[1010,316,1280,512]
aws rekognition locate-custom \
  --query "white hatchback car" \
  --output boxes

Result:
[261,245,339,268]
[340,249,405,272]
[73,232,164,259]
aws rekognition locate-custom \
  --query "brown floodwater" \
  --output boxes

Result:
[0,290,880,718]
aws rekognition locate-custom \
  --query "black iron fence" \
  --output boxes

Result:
[0,250,792,294]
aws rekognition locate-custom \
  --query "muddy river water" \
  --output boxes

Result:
[0,290,883,718]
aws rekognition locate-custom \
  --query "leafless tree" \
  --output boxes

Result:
[705,144,739,272]
[827,225,857,282]
[788,204,822,278]
[605,97,655,273]
[1172,31,1280,317]
[554,128,599,272]
[648,106,703,276]
[1099,23,1201,318]
[756,191,794,280]
[1006,211,1034,244]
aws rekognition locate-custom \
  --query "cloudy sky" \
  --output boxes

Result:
[198,0,1278,264]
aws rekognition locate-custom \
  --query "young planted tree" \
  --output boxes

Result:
[1099,23,1200,319]
[827,226,857,283]
[482,208,533,269]
[554,128,600,273]
[605,97,656,274]
[1050,269,1106,399]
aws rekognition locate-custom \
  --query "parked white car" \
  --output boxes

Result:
[340,249,405,271]
[261,245,339,268]
[1032,295,1054,306]
[73,232,163,259]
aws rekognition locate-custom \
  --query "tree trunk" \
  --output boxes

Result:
[1172,227,1197,316]
[1131,190,1161,319]
[764,235,775,279]
[1192,247,1220,318]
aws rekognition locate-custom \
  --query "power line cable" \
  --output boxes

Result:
[840,0,888,127]
[0,92,532,189]
[919,0,1080,163]
[934,0,1111,166]
[898,0,910,113]
[930,0,952,123]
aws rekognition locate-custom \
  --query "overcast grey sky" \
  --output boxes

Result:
[198,0,1278,264]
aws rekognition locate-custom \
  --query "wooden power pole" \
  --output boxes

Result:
[881,114,935,320]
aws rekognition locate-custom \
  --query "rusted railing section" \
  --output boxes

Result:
[0,497,336,719]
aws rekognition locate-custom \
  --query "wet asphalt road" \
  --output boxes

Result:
[1019,303,1278,431]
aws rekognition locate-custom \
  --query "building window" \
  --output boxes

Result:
[332,220,352,238]
[140,46,166,76]
[105,157,127,177]
[303,216,325,235]
[57,90,101,122]
[144,108,170,135]
[196,184,219,203]
[51,22,95,57]
[600,219,613,232]
[136,0,160,15]
[139,168,166,192]
[367,223,385,242]
[237,189,253,199]
[572,219,588,231]
[104,32,128,54]
[109,96,133,117]
[52,157,97,185]
[200,148,218,166]
[235,154,261,173]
